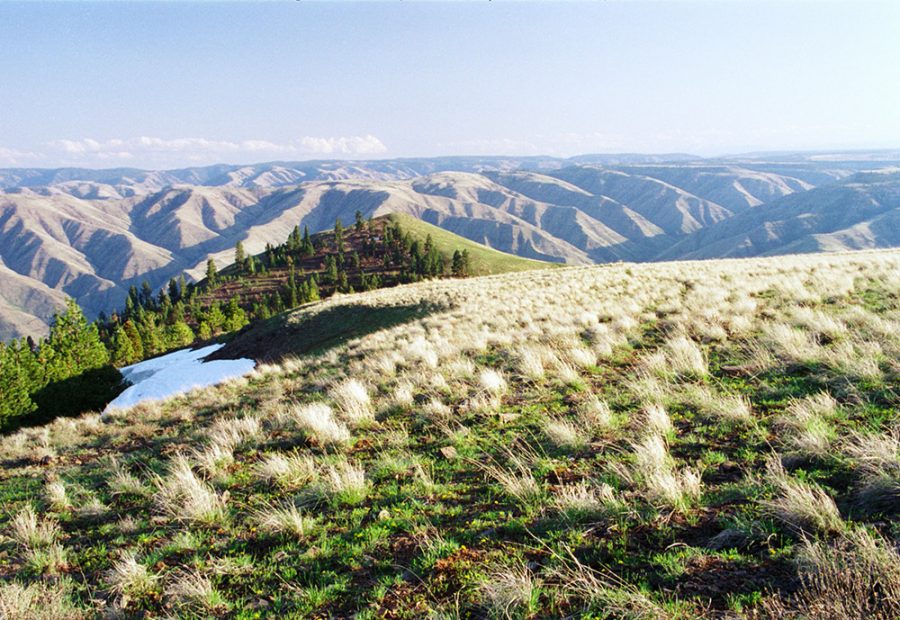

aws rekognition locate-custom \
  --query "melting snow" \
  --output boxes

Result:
[104,344,255,414]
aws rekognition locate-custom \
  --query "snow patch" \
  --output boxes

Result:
[104,344,255,414]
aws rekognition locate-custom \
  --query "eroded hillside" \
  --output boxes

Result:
[3,155,900,339]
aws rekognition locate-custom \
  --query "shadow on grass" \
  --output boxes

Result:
[210,301,435,364]
[3,366,125,433]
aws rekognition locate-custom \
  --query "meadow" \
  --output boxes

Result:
[2,248,899,619]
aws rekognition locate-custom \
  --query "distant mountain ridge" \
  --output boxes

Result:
[2,151,900,340]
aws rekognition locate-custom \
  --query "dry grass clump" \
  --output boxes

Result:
[105,550,159,602]
[479,447,544,509]
[662,336,708,378]
[760,456,844,536]
[761,322,823,365]
[789,307,847,340]
[106,458,150,497]
[152,455,228,526]
[621,434,701,511]
[543,416,589,451]
[576,395,614,433]
[329,379,373,423]
[423,397,452,423]
[681,385,753,424]
[253,503,319,538]
[391,380,416,408]
[546,548,668,619]
[553,480,617,517]
[191,442,235,478]
[514,345,547,381]
[45,479,72,512]
[206,415,261,451]
[165,568,225,615]
[480,562,541,618]
[844,429,900,513]
[776,393,839,460]
[291,402,352,447]
[254,452,318,489]
[315,457,369,505]
[824,338,884,381]
[478,368,507,395]
[0,578,85,620]
[644,403,673,436]
[8,506,60,549]
[764,528,900,619]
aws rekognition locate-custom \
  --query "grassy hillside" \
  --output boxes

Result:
[385,213,557,276]
[2,250,900,618]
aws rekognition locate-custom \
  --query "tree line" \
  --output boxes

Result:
[0,214,471,429]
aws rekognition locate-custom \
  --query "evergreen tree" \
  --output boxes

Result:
[41,298,109,382]
[110,324,135,366]
[206,258,218,286]
[323,255,339,285]
[198,321,213,341]
[334,218,344,250]
[301,225,314,256]
[355,210,365,232]
[235,240,246,265]
[178,274,188,300]
[164,321,195,348]
[0,341,37,425]
[123,319,144,361]
[206,301,226,334]
[337,270,352,294]
[308,275,320,301]
[140,281,154,309]
[168,277,181,303]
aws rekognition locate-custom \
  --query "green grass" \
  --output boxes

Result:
[1,250,899,618]
[387,212,558,275]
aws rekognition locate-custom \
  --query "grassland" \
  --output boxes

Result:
[385,213,557,276]
[1,249,899,619]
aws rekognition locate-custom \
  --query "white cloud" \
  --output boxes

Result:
[45,135,387,165]
[0,147,44,166]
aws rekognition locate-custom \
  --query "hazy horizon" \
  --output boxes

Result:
[2,0,898,169]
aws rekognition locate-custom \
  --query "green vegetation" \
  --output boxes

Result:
[1,249,898,617]
[386,212,556,276]
[0,215,549,431]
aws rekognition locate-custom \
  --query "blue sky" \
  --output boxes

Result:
[1,1,898,168]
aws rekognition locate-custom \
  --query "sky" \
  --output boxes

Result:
[1,0,899,169]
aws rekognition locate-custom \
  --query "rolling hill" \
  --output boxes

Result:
[3,153,900,340]
[2,248,899,617]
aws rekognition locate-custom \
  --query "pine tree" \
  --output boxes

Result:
[168,277,181,303]
[140,281,154,309]
[110,324,135,366]
[206,259,218,286]
[198,321,213,341]
[334,218,344,250]
[178,274,188,300]
[41,298,109,382]
[235,241,246,265]
[123,319,144,360]
[324,255,339,285]
[206,301,226,334]
[452,250,465,277]
[308,275,320,301]
[355,210,365,232]
[0,341,37,425]
[301,225,314,256]
[164,321,195,348]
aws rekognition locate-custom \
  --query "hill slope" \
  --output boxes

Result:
[2,248,899,617]
[3,154,900,339]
